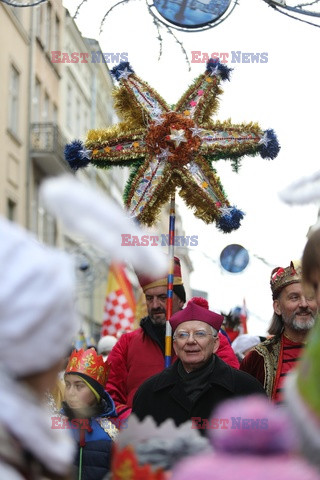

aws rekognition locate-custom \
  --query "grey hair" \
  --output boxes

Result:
[209,325,218,337]
[268,312,284,336]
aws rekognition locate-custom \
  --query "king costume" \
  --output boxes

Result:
[240,261,309,402]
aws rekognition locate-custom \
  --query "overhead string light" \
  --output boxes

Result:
[0,0,47,6]
[263,0,320,28]
[72,0,238,68]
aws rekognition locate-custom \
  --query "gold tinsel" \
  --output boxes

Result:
[176,167,225,224]
[112,86,147,129]
[126,161,174,227]
[86,125,145,144]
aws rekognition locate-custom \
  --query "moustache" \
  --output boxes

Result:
[151,308,166,315]
[295,308,313,316]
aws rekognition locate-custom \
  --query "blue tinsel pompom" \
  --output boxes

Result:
[259,129,280,160]
[217,207,245,233]
[206,58,232,81]
[110,61,135,81]
[64,140,91,171]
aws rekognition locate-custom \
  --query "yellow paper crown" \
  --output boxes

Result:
[270,260,302,299]
[65,348,110,386]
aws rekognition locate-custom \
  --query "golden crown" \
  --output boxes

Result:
[270,260,302,299]
[65,348,110,386]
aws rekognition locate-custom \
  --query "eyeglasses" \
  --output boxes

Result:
[174,331,217,341]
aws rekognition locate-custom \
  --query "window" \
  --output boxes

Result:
[7,198,16,221]
[83,109,89,136]
[44,2,52,51]
[8,65,20,135]
[43,92,50,121]
[31,174,56,245]
[66,84,73,130]
[53,104,58,124]
[33,78,41,122]
[76,98,81,135]
[53,15,60,52]
[35,5,43,41]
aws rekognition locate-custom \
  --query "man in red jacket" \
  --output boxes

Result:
[106,257,239,412]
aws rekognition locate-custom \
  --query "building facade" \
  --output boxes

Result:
[0,3,30,225]
[0,1,193,342]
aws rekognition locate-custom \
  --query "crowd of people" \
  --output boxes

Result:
[1,213,320,480]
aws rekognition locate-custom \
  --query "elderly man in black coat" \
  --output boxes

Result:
[132,298,266,430]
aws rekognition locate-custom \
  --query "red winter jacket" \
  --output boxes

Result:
[106,319,239,411]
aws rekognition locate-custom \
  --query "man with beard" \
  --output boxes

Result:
[240,260,317,404]
[106,257,239,412]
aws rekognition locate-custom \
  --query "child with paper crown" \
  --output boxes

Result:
[62,348,130,480]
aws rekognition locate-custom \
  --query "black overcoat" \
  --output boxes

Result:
[132,355,266,429]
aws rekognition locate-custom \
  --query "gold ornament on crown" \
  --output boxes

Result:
[270,260,302,299]
[65,348,111,386]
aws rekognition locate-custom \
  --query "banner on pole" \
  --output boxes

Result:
[101,263,135,337]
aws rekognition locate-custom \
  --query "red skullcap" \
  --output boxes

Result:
[170,298,223,333]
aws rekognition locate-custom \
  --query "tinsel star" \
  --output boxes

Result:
[118,67,133,80]
[168,128,187,148]
[258,132,270,147]
[65,59,280,232]
[190,126,205,137]
[158,147,174,160]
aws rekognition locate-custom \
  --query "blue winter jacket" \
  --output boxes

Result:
[62,392,118,480]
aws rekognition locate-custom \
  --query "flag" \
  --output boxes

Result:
[240,298,248,334]
[101,263,135,337]
[134,289,148,329]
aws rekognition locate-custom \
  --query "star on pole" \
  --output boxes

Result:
[65,60,280,232]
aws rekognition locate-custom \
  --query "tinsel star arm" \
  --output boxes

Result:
[110,62,170,124]
[174,58,231,123]
[64,61,170,171]
[86,125,147,169]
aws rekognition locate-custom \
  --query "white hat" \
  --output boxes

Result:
[0,217,78,377]
[97,335,117,354]
[232,334,261,357]
[40,175,167,275]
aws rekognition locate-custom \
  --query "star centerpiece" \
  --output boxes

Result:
[65,60,280,232]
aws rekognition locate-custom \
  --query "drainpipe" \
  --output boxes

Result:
[89,57,97,335]
[26,5,35,230]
